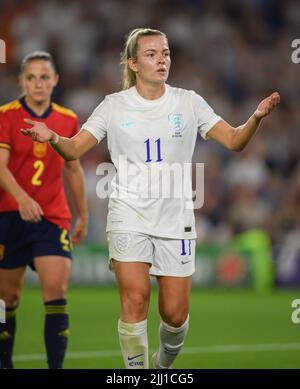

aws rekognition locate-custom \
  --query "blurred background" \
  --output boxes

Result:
[0,0,300,368]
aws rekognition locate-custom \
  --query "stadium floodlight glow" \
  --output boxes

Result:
[0,39,6,63]
[0,299,5,323]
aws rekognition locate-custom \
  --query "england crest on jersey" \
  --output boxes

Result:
[168,113,184,137]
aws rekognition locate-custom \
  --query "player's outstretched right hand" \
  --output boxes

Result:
[21,118,55,143]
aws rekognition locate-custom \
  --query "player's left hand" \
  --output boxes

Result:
[71,216,88,246]
[254,92,280,120]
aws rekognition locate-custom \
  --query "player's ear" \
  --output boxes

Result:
[128,57,138,73]
[18,74,25,95]
[53,73,59,87]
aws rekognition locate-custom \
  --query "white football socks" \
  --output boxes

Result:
[156,315,189,369]
[118,319,148,369]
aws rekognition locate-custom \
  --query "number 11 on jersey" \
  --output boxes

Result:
[181,239,191,256]
[144,138,163,163]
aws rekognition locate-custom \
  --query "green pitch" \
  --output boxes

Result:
[13,286,300,368]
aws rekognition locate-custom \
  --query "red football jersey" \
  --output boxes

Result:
[0,97,79,230]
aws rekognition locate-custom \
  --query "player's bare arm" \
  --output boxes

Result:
[207,92,280,151]
[0,148,43,222]
[64,159,88,245]
[21,118,97,161]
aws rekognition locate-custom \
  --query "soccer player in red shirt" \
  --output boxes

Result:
[0,52,88,369]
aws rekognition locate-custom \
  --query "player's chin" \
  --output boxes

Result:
[158,72,168,80]
[32,93,48,103]
[154,73,168,84]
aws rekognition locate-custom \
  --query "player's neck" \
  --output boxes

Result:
[24,96,51,117]
[135,82,166,101]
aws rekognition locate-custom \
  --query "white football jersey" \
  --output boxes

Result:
[82,85,221,239]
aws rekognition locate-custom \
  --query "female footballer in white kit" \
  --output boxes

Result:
[22,28,280,369]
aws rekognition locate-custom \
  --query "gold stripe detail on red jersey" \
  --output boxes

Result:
[52,103,77,119]
[0,100,22,113]
[0,142,11,150]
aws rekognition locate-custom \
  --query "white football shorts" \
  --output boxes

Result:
[107,231,195,277]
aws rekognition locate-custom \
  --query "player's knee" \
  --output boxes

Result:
[122,292,149,320]
[0,288,21,307]
[42,282,68,301]
[161,309,189,328]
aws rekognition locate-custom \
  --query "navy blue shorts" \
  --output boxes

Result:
[0,212,72,270]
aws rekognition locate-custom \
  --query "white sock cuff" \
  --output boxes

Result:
[118,319,147,336]
[160,314,189,333]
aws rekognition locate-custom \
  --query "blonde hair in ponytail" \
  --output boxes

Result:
[120,28,167,90]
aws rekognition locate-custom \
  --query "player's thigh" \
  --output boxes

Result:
[33,219,72,300]
[152,238,195,325]
[113,260,151,296]
[108,232,153,319]
[113,260,152,321]
[34,256,71,301]
[0,266,26,305]
[157,275,192,326]
[0,211,33,268]
[108,231,153,296]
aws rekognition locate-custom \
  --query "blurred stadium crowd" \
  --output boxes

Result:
[0,0,299,253]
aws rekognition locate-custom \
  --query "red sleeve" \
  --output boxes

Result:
[0,111,11,149]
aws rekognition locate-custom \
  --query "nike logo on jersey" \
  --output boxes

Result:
[127,353,144,361]
[181,260,190,265]
[121,120,134,128]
